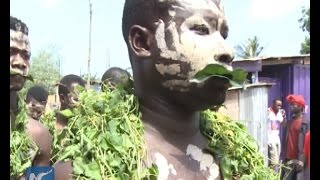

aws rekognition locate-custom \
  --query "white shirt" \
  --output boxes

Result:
[267,107,284,145]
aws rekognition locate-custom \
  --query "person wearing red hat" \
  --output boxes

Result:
[281,94,309,180]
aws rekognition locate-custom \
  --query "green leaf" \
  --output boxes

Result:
[109,133,123,149]
[85,161,102,180]
[191,64,248,86]
[99,138,110,151]
[10,70,34,82]
[108,119,119,134]
[109,159,121,167]
[73,157,86,175]
[59,109,74,118]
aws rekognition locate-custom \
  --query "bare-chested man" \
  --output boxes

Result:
[55,74,86,130]
[101,67,132,92]
[53,74,85,180]
[10,16,52,173]
[121,0,233,179]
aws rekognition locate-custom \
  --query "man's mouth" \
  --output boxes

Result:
[10,70,33,81]
[202,75,232,91]
[189,64,248,87]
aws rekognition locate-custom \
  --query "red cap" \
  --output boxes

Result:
[286,94,306,108]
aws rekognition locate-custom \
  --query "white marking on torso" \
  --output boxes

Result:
[186,144,220,180]
[154,152,177,180]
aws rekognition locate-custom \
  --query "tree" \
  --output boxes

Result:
[235,36,264,59]
[19,48,60,97]
[299,7,310,54]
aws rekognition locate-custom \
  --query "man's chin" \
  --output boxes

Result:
[10,84,25,91]
[192,93,227,111]
[10,76,26,91]
[170,88,227,112]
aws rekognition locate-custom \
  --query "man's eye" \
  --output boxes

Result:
[10,48,18,56]
[190,24,209,35]
[21,52,31,60]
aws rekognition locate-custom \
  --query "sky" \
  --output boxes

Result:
[10,0,310,78]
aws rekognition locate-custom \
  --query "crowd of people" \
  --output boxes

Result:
[267,96,310,180]
[10,0,310,179]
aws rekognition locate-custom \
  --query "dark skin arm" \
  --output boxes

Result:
[26,118,52,166]
[280,110,287,126]
[53,161,73,180]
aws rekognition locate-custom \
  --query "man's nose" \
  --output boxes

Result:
[11,55,27,71]
[213,36,234,64]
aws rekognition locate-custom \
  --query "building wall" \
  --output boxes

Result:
[293,65,310,120]
[259,64,310,119]
[218,90,239,120]
[238,86,269,164]
[259,65,292,119]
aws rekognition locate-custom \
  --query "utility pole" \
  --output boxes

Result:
[87,0,92,87]
[58,56,61,80]
[106,48,110,69]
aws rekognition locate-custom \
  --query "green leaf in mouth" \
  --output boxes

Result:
[59,109,74,118]
[190,64,248,87]
[10,70,34,82]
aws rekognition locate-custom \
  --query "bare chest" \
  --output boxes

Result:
[144,132,221,180]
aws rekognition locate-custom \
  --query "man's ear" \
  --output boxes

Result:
[128,25,152,57]
[59,94,66,104]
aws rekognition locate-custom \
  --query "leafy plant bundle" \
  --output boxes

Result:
[10,98,38,178]
[200,110,279,180]
[38,65,273,180]
[40,109,56,140]
[46,87,157,180]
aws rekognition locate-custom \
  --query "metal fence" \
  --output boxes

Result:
[239,86,269,165]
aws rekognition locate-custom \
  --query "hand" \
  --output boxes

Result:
[281,119,287,126]
[294,160,304,171]
[282,110,286,116]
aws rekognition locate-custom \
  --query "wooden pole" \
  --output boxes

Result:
[87,0,92,87]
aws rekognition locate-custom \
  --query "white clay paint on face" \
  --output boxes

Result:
[154,152,177,180]
[10,29,30,51]
[155,63,181,75]
[154,0,233,81]
[169,0,223,15]
[186,144,220,180]
[162,80,189,91]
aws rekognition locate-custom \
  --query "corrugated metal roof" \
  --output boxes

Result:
[228,83,274,91]
[234,54,310,62]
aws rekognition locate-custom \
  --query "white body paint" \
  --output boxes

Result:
[10,29,30,51]
[155,64,181,76]
[153,0,233,88]
[186,144,220,180]
[155,152,177,180]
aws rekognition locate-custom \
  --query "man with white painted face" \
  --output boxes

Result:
[10,16,52,175]
[26,86,49,121]
[122,0,233,179]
